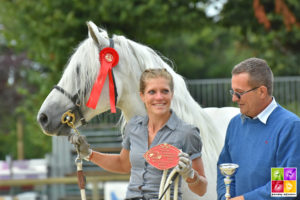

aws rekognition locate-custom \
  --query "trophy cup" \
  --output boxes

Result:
[219,163,239,200]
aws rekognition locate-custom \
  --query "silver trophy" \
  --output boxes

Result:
[219,163,239,200]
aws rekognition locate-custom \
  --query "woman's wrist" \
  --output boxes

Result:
[186,171,200,186]
[84,150,94,161]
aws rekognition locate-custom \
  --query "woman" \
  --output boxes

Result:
[69,68,207,199]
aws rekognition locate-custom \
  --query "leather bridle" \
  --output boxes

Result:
[53,85,87,125]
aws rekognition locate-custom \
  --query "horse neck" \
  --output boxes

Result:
[118,92,146,122]
[116,71,146,121]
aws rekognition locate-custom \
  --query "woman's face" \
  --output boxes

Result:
[140,77,173,117]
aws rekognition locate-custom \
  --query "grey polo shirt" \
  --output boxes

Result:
[122,111,202,200]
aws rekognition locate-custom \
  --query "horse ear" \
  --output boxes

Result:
[86,21,109,47]
[86,21,100,46]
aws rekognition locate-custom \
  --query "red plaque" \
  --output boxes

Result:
[144,143,180,170]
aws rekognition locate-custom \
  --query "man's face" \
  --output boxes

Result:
[231,73,261,117]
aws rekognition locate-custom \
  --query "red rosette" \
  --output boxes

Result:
[86,47,119,112]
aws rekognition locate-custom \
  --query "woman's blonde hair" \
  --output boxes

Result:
[139,68,174,94]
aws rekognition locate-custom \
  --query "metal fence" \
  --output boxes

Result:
[187,78,233,108]
[187,76,300,116]
[273,77,300,115]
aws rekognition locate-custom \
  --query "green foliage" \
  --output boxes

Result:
[220,0,300,76]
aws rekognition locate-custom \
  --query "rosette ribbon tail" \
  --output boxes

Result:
[86,47,119,112]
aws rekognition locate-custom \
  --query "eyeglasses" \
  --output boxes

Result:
[229,87,259,99]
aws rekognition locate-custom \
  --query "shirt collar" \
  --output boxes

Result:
[255,97,277,124]
[141,109,178,130]
[241,97,277,124]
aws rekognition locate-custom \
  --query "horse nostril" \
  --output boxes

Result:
[39,113,48,125]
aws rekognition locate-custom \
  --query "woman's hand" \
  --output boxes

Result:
[175,152,194,180]
[68,134,92,160]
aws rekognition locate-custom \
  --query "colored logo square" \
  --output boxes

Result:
[284,180,297,193]
[272,168,284,180]
[272,181,284,193]
[284,168,297,180]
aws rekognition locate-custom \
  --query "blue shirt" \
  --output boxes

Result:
[217,102,300,200]
[122,111,202,200]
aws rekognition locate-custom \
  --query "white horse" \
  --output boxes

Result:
[37,21,239,200]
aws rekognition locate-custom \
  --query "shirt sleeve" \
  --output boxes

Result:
[182,126,202,160]
[122,121,131,150]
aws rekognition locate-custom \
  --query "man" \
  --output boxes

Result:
[217,58,300,200]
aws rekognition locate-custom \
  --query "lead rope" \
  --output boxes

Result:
[158,168,179,200]
[61,110,87,200]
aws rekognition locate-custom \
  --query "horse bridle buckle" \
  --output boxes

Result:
[61,110,76,127]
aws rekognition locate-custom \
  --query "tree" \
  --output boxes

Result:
[220,0,300,75]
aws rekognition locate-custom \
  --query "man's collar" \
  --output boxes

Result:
[241,97,277,124]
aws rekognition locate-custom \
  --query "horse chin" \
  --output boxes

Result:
[41,124,72,136]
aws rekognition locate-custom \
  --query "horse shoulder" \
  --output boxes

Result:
[203,107,240,137]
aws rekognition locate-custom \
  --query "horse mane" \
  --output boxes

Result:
[113,34,223,159]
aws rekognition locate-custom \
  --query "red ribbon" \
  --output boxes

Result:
[86,47,119,112]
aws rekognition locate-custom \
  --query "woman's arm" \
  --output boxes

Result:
[68,134,131,174]
[185,157,207,196]
[89,148,131,174]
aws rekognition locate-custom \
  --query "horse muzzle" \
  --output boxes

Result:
[37,106,74,136]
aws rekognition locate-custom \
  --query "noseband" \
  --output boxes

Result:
[53,85,87,125]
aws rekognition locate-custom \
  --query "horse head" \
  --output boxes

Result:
[37,21,147,136]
